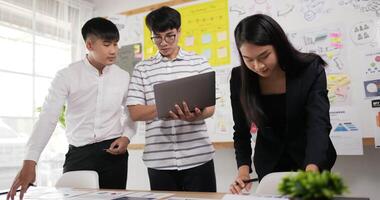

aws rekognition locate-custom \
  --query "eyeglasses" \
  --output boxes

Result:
[151,34,176,44]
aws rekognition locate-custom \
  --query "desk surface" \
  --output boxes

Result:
[0,187,369,200]
[151,190,225,199]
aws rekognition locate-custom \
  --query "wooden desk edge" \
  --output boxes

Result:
[129,138,375,150]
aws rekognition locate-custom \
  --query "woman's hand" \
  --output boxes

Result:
[230,174,252,194]
[230,165,252,194]
[305,163,319,172]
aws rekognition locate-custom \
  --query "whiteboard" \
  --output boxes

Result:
[110,0,380,154]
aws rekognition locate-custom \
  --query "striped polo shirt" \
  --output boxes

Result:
[126,48,215,170]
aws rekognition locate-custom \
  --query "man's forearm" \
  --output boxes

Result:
[128,105,157,121]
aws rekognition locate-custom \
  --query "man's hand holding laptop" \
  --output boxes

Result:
[168,101,203,122]
[167,101,215,122]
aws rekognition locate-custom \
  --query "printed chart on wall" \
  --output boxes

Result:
[206,67,234,140]
[288,24,362,154]
[143,0,231,67]
[341,1,380,148]
[362,48,380,148]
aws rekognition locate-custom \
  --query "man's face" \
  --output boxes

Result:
[86,37,119,66]
[151,28,180,58]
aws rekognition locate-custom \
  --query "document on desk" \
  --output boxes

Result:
[0,187,174,200]
[21,187,94,199]
[72,190,136,200]
[73,191,174,200]
[122,191,174,199]
[168,197,214,200]
[222,194,289,200]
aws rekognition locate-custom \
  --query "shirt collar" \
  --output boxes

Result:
[84,55,111,75]
[154,47,186,62]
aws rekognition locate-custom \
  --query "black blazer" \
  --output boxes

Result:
[230,58,337,179]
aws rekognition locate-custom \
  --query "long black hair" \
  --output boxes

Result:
[234,14,326,127]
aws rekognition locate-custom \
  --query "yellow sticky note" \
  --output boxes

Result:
[217,31,227,42]
[217,47,227,58]
[185,36,195,46]
[326,51,334,59]
[202,33,212,44]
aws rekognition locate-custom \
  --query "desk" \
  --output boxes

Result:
[0,187,369,200]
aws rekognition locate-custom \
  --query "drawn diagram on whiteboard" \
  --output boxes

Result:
[123,15,144,45]
[276,3,296,17]
[327,74,351,106]
[229,0,274,18]
[289,27,347,74]
[229,4,247,16]
[350,20,377,46]
[300,0,332,21]
[108,15,129,44]
[338,0,380,16]
[250,0,273,15]
[364,51,380,75]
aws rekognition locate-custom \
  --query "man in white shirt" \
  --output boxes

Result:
[7,17,136,200]
[127,6,216,192]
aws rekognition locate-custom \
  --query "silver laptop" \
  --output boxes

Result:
[153,71,216,119]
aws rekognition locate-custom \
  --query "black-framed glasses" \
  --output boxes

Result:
[151,34,176,44]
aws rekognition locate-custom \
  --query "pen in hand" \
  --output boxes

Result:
[242,178,259,184]
[234,178,259,188]
[0,183,36,195]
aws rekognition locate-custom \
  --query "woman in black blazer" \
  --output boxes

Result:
[229,14,337,194]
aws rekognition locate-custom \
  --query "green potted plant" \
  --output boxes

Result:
[278,170,348,200]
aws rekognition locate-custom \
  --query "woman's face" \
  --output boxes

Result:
[239,42,279,78]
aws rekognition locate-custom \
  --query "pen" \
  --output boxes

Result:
[242,178,259,183]
[0,183,36,196]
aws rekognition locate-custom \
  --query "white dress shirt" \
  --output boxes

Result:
[25,56,136,162]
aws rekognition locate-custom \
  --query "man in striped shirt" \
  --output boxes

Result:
[127,6,216,192]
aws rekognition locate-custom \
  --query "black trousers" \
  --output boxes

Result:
[147,160,217,192]
[63,137,128,189]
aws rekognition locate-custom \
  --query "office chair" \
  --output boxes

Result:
[255,171,295,195]
[55,170,99,189]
